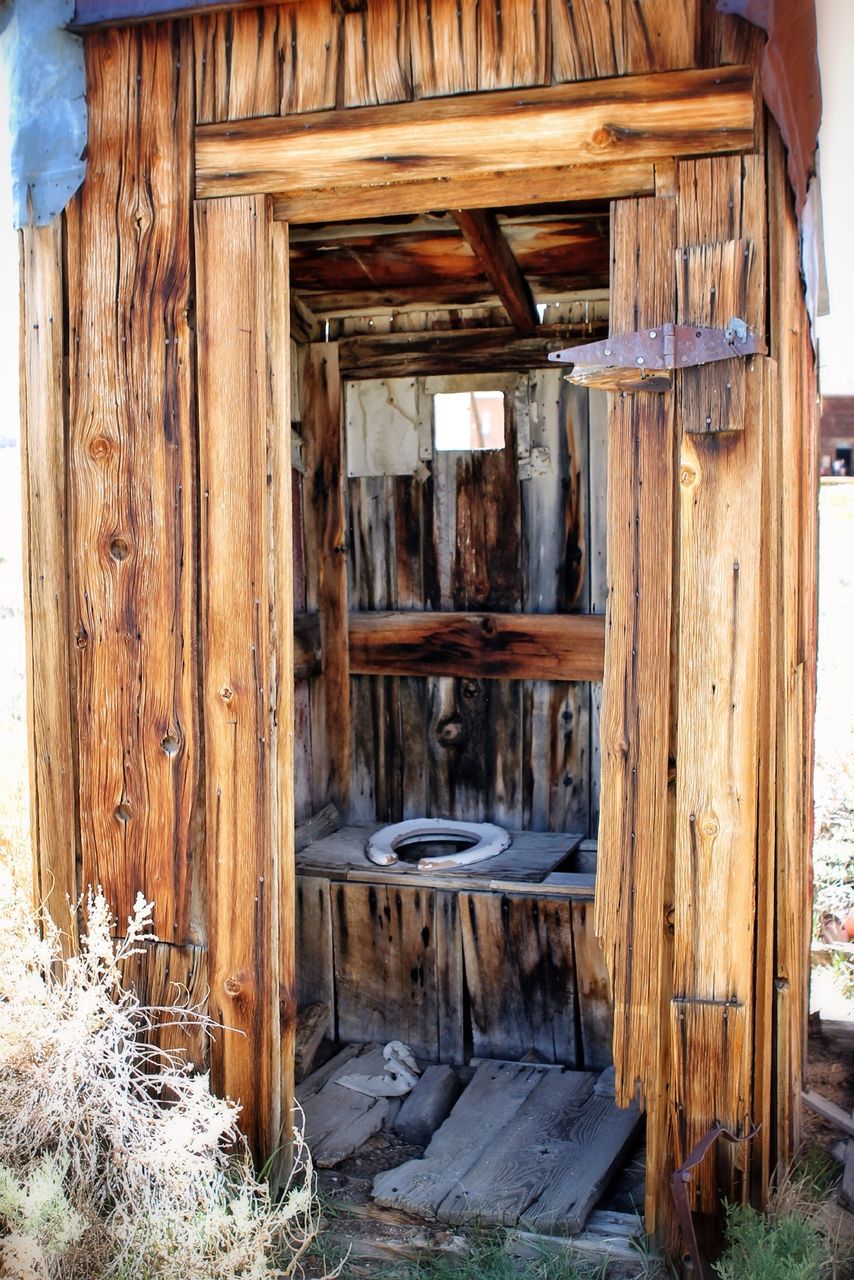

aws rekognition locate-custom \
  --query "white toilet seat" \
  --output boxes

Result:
[365,818,511,872]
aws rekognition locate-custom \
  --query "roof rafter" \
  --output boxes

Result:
[453,209,539,333]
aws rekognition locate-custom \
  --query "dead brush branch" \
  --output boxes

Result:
[0,885,322,1280]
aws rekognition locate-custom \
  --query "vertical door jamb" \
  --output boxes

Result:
[194,193,295,1176]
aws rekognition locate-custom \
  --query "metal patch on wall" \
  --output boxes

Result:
[346,377,423,478]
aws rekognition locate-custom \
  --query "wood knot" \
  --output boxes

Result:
[679,464,697,488]
[591,125,616,148]
[224,976,242,998]
[160,732,181,757]
[89,436,112,461]
[699,815,720,839]
[461,680,478,700]
[109,537,130,562]
[75,623,88,650]
[219,685,234,702]
[115,802,132,823]
[437,717,463,746]
[480,616,496,637]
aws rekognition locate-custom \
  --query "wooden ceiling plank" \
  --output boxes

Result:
[197,65,756,200]
[453,209,539,332]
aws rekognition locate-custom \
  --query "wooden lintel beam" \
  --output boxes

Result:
[70,0,296,28]
[453,209,539,333]
[337,322,609,380]
[272,161,656,225]
[197,66,756,202]
[349,611,605,683]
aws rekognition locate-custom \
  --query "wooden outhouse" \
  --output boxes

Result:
[19,0,821,1256]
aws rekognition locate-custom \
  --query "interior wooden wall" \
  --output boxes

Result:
[19,0,817,1247]
[341,364,607,837]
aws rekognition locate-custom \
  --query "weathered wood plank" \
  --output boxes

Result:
[20,224,78,939]
[571,900,613,1072]
[193,7,285,125]
[195,194,293,1164]
[300,1043,399,1166]
[301,344,350,809]
[331,881,453,1059]
[594,195,676,1106]
[121,939,209,1071]
[349,611,605,682]
[521,1094,643,1234]
[593,194,676,1240]
[343,0,411,108]
[272,160,656,224]
[678,237,762,434]
[66,25,199,942]
[670,156,766,1206]
[551,0,698,81]
[294,1001,330,1083]
[453,210,539,332]
[295,802,342,853]
[394,1063,461,1146]
[460,893,577,1063]
[478,0,550,90]
[408,0,477,99]
[437,1069,596,1226]
[338,323,609,381]
[296,875,334,1031]
[436,890,465,1063]
[196,66,756,198]
[294,611,322,680]
[768,124,815,1175]
[373,1061,547,1215]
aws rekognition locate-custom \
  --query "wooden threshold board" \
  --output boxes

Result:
[373,1060,642,1233]
[296,824,585,890]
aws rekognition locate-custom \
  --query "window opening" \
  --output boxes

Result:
[434,390,505,452]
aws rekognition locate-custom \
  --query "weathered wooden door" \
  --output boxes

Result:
[194,195,295,1173]
[596,160,770,1231]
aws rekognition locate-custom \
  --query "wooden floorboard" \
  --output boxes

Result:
[437,1068,596,1226]
[372,1061,545,1217]
[519,1094,643,1235]
[299,1044,399,1167]
[373,1059,640,1235]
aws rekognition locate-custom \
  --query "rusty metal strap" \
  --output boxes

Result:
[548,319,766,374]
[671,1121,760,1280]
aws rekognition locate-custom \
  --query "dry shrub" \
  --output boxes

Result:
[0,885,320,1279]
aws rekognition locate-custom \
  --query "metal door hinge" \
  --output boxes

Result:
[547,318,766,391]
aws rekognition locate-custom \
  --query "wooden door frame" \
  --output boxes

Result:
[194,194,294,1176]
[192,64,759,1188]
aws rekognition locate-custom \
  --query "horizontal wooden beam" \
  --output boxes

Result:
[349,611,605,682]
[197,66,755,202]
[294,611,321,680]
[70,0,294,28]
[272,161,656,225]
[337,322,609,380]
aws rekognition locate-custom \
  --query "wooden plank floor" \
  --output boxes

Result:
[372,1059,642,1234]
